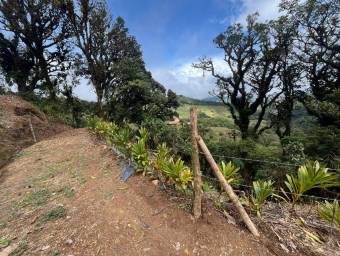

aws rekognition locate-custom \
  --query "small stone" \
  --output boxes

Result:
[174,242,181,251]
[65,239,73,245]
[66,216,71,220]
[152,180,159,186]
[143,248,151,252]
[41,245,50,251]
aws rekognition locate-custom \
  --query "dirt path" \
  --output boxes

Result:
[0,129,274,256]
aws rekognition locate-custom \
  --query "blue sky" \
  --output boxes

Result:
[76,0,281,100]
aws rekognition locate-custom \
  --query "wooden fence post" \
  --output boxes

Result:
[191,107,202,219]
[196,135,260,237]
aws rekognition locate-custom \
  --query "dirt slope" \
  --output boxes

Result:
[0,95,69,170]
[0,129,277,256]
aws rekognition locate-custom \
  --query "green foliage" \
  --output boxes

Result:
[282,161,340,205]
[163,158,193,192]
[40,206,66,222]
[0,236,10,248]
[318,200,340,227]
[153,143,170,173]
[19,189,50,207]
[245,180,276,217]
[131,138,150,173]
[218,161,241,185]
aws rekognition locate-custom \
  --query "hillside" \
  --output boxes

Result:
[0,95,69,170]
[0,129,275,256]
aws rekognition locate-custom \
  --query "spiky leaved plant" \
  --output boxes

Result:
[282,161,340,206]
[318,200,340,227]
[218,161,241,185]
[163,158,193,192]
[245,180,277,217]
[153,143,170,173]
[131,138,150,174]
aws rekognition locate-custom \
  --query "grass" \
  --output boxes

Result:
[62,185,76,198]
[19,189,51,208]
[0,236,11,248]
[40,206,66,222]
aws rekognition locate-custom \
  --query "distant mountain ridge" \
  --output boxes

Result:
[178,95,223,106]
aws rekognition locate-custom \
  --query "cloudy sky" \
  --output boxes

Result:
[75,0,282,101]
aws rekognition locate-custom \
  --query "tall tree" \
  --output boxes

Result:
[194,14,284,140]
[281,0,340,128]
[67,0,144,115]
[0,0,71,99]
[269,16,301,140]
[0,34,37,93]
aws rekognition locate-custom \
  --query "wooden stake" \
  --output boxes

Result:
[196,135,260,237]
[191,107,202,219]
[29,114,37,143]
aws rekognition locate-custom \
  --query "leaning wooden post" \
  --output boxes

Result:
[196,135,260,237]
[191,107,202,219]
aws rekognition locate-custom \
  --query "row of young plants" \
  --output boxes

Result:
[87,117,193,191]
[87,117,340,228]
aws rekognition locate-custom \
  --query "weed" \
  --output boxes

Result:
[62,186,76,198]
[19,189,50,207]
[40,206,66,222]
[0,236,11,248]
[104,191,113,199]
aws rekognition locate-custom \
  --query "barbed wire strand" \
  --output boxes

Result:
[200,174,338,202]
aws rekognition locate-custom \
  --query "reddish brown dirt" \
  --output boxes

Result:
[0,129,278,256]
[0,95,69,170]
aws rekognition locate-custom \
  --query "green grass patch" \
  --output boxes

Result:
[19,189,51,208]
[62,186,76,198]
[40,206,66,222]
[0,236,11,248]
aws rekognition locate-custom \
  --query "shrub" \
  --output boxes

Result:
[282,161,340,205]
[163,158,193,191]
[318,200,340,227]
[218,161,241,185]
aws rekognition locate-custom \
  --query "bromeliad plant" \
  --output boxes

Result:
[163,158,193,192]
[318,200,340,228]
[131,138,150,174]
[153,143,171,173]
[244,180,277,217]
[282,161,340,206]
[218,161,241,185]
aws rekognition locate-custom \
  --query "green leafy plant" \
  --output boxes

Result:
[282,161,340,205]
[163,158,193,191]
[318,200,340,227]
[131,138,150,173]
[112,127,132,156]
[153,143,170,172]
[0,236,11,248]
[218,161,241,185]
[137,127,149,142]
[86,116,102,133]
[40,206,66,222]
[245,180,276,217]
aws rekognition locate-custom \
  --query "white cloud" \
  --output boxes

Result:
[226,0,282,25]
[74,78,97,102]
[151,56,230,99]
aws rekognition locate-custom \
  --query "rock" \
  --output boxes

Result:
[41,245,50,251]
[174,242,181,251]
[143,248,151,252]
[152,180,159,186]
[65,239,73,245]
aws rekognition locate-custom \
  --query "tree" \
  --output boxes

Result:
[67,0,144,115]
[0,34,37,93]
[194,14,284,140]
[280,0,340,128]
[0,0,71,99]
[269,16,301,141]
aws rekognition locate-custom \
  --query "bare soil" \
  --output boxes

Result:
[0,129,278,256]
[0,95,69,171]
